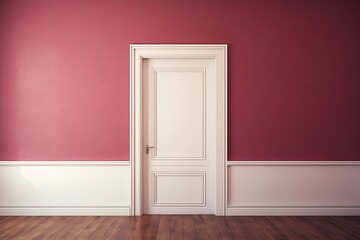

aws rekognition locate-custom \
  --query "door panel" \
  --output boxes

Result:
[153,172,205,206]
[155,68,205,159]
[143,58,216,214]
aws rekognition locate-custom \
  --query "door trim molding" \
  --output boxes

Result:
[130,44,228,216]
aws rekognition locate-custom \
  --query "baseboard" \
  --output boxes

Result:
[0,206,131,216]
[227,206,360,216]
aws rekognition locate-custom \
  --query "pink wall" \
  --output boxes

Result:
[0,0,359,161]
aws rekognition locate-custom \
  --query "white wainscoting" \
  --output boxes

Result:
[0,161,131,216]
[2,161,360,216]
[227,161,360,216]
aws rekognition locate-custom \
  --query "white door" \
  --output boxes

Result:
[142,58,217,214]
[131,44,227,216]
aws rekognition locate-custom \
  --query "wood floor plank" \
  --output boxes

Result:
[246,216,279,240]
[170,215,183,240]
[129,215,150,240]
[203,215,223,239]
[34,216,71,239]
[47,216,82,240]
[345,216,360,239]
[265,216,308,240]
[265,217,290,239]
[5,216,40,240]
[68,216,96,240]
[156,215,171,240]
[225,216,249,240]
[288,216,326,239]
[0,216,10,225]
[229,216,262,240]
[0,216,34,239]
[308,216,358,240]
[0,217,31,239]
[273,216,310,240]
[30,216,70,240]
[13,216,52,240]
[89,216,117,240]
[250,216,285,240]
[100,216,126,240]
[327,216,360,239]
[193,215,209,240]
[182,215,196,240]
[75,216,107,240]
[0,215,359,240]
[49,216,94,240]
[114,216,139,240]
[143,215,161,240]
[307,216,345,239]
[215,217,235,240]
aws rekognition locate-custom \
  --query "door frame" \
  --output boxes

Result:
[130,44,227,216]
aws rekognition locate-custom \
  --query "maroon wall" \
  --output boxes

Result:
[0,0,359,160]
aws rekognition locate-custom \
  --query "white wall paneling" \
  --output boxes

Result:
[227,161,360,216]
[1,161,360,216]
[0,161,131,216]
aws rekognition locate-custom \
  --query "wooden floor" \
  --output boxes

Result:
[0,216,359,240]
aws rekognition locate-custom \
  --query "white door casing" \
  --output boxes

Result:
[130,44,227,216]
